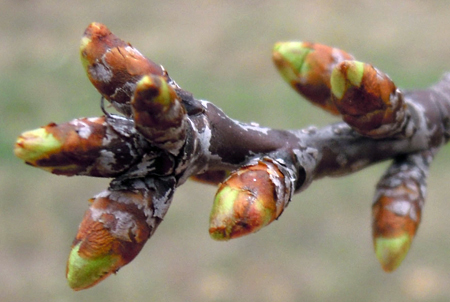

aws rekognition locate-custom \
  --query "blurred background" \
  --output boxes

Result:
[2,0,450,301]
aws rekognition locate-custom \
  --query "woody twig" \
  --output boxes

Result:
[14,23,450,290]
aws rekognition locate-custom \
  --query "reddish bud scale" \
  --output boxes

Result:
[66,176,177,290]
[372,184,422,272]
[209,159,292,240]
[132,75,187,154]
[372,151,431,272]
[67,189,152,290]
[14,116,139,177]
[331,61,407,138]
[373,180,422,238]
[80,22,165,115]
[273,42,354,114]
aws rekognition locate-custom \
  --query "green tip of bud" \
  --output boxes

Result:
[330,67,345,99]
[209,184,275,241]
[136,75,173,107]
[14,128,62,163]
[374,234,412,272]
[66,243,119,291]
[79,36,91,71]
[345,61,365,87]
[209,186,240,241]
[273,41,311,83]
[330,60,365,99]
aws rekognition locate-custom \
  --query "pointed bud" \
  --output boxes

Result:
[331,60,407,138]
[372,195,417,272]
[372,151,431,272]
[67,177,176,290]
[67,189,151,290]
[14,117,140,177]
[209,159,292,240]
[80,22,166,115]
[272,41,354,114]
[132,75,187,154]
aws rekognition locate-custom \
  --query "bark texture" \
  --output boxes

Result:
[13,22,450,290]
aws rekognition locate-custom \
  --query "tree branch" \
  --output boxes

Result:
[13,22,450,290]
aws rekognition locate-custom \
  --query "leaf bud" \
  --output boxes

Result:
[209,159,292,240]
[132,75,187,154]
[331,60,407,138]
[273,41,354,114]
[80,22,166,115]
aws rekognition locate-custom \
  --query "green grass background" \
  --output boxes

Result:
[2,1,450,301]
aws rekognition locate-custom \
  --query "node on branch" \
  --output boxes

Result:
[14,22,450,290]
